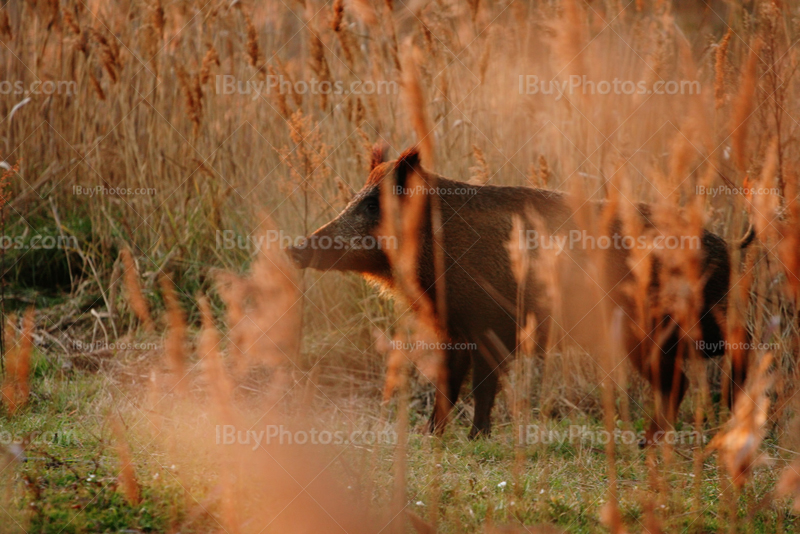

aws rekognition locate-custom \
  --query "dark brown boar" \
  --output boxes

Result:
[287,146,750,441]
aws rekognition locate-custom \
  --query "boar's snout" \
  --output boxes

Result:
[286,239,314,269]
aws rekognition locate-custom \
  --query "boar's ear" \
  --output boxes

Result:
[394,146,421,194]
[369,142,388,172]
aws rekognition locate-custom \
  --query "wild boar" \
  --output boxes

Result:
[287,145,751,442]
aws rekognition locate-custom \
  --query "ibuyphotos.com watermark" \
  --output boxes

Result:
[216,230,397,252]
[0,80,77,96]
[696,185,782,197]
[518,425,706,446]
[72,341,160,352]
[215,75,398,99]
[216,425,397,450]
[0,234,77,251]
[0,429,75,447]
[389,340,477,352]
[72,185,157,197]
[696,340,778,352]
[393,184,478,196]
[518,75,701,100]
[518,230,701,254]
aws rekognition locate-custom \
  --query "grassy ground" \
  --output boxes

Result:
[0,342,794,533]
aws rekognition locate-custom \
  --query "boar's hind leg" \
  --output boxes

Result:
[469,336,515,439]
[427,347,471,436]
[644,323,689,446]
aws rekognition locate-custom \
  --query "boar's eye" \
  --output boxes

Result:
[364,199,379,215]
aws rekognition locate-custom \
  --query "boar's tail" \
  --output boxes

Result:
[736,223,756,250]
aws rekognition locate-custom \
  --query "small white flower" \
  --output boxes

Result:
[416,501,424,506]
[539,488,545,494]
[498,481,507,488]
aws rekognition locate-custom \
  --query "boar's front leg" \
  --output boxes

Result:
[427,346,471,436]
[469,350,499,439]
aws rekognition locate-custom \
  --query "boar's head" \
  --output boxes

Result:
[286,145,422,280]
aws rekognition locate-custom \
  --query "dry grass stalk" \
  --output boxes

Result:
[507,215,529,286]
[89,73,105,100]
[508,215,534,512]
[752,137,780,244]
[148,0,165,39]
[0,8,12,41]
[199,45,220,85]
[267,64,290,119]
[478,28,492,83]
[538,155,551,187]
[1,310,33,415]
[62,7,80,36]
[383,340,407,402]
[276,57,302,107]
[176,65,203,137]
[777,171,800,302]
[555,0,587,77]
[212,221,299,377]
[731,41,762,172]
[468,144,489,185]
[400,40,434,168]
[278,110,332,235]
[709,353,773,489]
[159,275,187,394]
[308,31,332,109]
[139,0,165,75]
[350,0,378,26]
[715,29,733,110]
[722,262,752,417]
[331,0,354,66]
[198,295,233,409]
[390,331,410,534]
[331,0,344,32]
[120,248,154,332]
[111,418,141,505]
[379,169,444,386]
[0,161,17,210]
[776,458,800,512]
[89,27,121,83]
[243,11,260,69]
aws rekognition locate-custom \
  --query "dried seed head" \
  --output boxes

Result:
[709,354,773,488]
[199,45,220,85]
[400,39,434,168]
[714,29,732,110]
[159,275,187,394]
[1,310,34,415]
[468,144,489,185]
[120,248,154,331]
[731,41,762,172]
[244,12,260,68]
[0,8,12,41]
[331,0,344,32]
[111,418,141,505]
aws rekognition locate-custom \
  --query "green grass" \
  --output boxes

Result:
[0,346,794,533]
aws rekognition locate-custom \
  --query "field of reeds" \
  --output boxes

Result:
[1,0,800,532]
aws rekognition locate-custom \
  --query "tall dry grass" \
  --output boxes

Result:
[2,0,800,532]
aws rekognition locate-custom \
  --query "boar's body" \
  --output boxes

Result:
[289,147,741,440]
